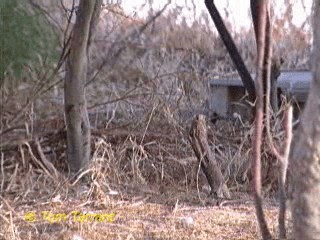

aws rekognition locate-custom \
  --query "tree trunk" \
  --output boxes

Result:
[289,2,320,238]
[189,115,230,199]
[65,0,101,172]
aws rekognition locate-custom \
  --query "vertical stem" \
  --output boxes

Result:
[251,0,273,239]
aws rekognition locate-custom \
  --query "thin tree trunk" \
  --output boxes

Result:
[252,0,282,116]
[251,0,273,239]
[65,0,101,172]
[290,2,320,238]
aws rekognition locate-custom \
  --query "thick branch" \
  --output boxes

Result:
[204,0,256,103]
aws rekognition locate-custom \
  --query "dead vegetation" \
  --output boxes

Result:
[0,2,311,239]
[0,104,293,239]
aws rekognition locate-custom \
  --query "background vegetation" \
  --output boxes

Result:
[0,1,312,239]
[0,0,58,86]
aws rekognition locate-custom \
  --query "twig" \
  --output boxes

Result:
[0,195,38,233]
[23,141,57,182]
[34,137,59,179]
[1,153,4,193]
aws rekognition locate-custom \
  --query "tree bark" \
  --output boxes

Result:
[189,115,230,199]
[252,0,283,116]
[289,2,320,238]
[251,0,273,239]
[65,0,101,172]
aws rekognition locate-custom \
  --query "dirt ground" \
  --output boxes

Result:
[1,183,292,240]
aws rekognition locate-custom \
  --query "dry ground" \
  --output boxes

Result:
[1,185,291,240]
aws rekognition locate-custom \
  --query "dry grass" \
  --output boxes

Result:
[0,113,292,239]
[1,191,289,240]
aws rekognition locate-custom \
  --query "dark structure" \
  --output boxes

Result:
[208,71,311,120]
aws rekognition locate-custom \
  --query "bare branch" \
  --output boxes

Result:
[251,0,273,239]
[86,1,171,86]
[204,0,256,103]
